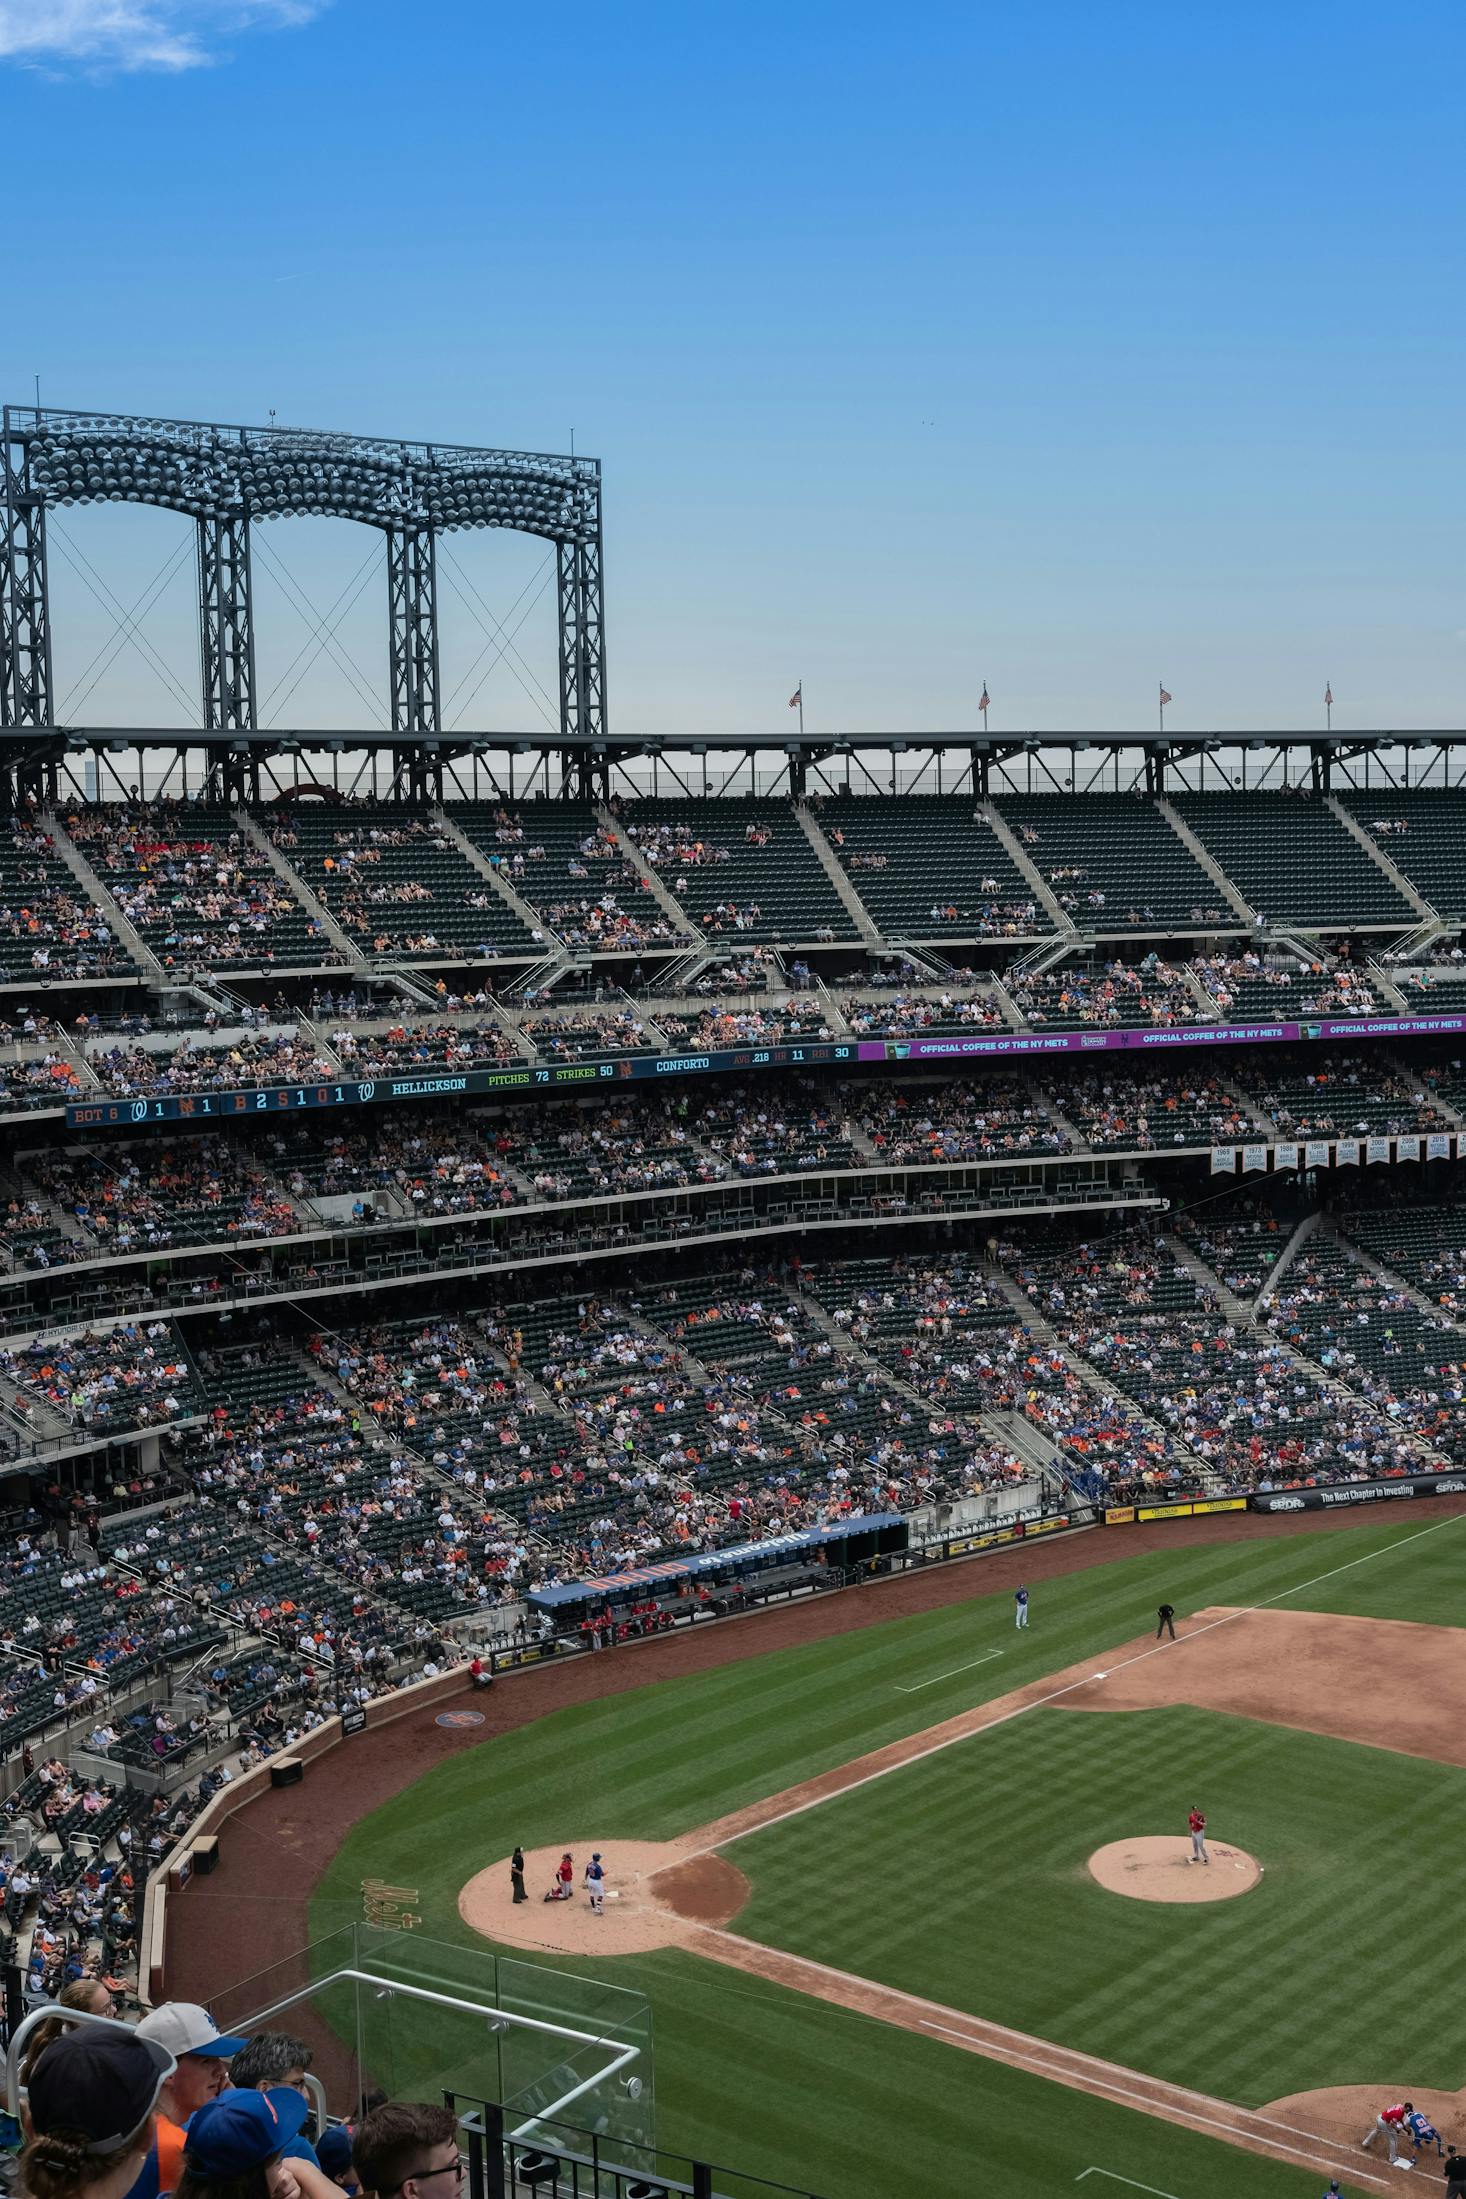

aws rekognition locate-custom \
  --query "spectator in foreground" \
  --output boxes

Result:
[350,2104,461,2199]
[228,2036,319,2168]
[174,2088,312,2199]
[129,2003,249,2199]
[22,2027,175,2199]
[312,2131,357,2195]
[20,1976,121,2084]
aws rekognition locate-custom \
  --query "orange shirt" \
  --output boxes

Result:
[156,2114,187,2196]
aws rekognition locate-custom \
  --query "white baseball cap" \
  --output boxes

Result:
[136,2002,249,2059]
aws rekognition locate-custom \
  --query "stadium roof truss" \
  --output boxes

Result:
[5,720,1466,811]
[4,406,1465,805]
[0,403,605,751]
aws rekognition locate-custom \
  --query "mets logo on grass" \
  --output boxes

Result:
[435,1710,486,1728]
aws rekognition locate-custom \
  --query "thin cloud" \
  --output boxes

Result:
[0,0,326,73]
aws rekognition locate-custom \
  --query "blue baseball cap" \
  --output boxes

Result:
[315,2127,355,2180]
[184,2088,311,2175]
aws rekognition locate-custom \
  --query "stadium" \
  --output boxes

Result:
[3,402,1466,2199]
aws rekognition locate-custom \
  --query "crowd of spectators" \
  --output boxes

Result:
[2,1322,202,1431]
[472,808,687,952]
[1340,1200,1466,1320]
[1057,1067,1258,1151]
[1237,1054,1452,1140]
[291,813,459,955]
[657,1004,839,1048]
[1193,950,1384,1020]
[519,1008,657,1058]
[1012,1225,1417,1491]
[694,1084,857,1174]
[270,1118,521,1215]
[0,815,129,980]
[0,1052,84,1111]
[328,1021,519,1072]
[1258,1233,1465,1458]
[803,1255,1179,1503]
[1004,957,1205,1028]
[1169,1204,1293,1299]
[842,992,1006,1036]
[87,1033,338,1099]
[513,1096,730,1199]
[61,804,339,971]
[22,1142,299,1255]
[857,1080,1070,1162]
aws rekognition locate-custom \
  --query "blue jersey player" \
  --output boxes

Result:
[1406,2109,1445,2159]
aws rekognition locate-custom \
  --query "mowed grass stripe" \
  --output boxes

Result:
[730,1704,1466,2104]
[313,1514,1465,2196]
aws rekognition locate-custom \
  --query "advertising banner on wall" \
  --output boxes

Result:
[1104,1496,1247,1526]
[1251,1472,1466,1513]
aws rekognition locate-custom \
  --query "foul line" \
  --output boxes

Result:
[690,1928,1393,2193]
[1075,2170,1185,2197]
[894,1649,1004,1692]
[703,1506,1466,1855]
[914,2022,1390,2188]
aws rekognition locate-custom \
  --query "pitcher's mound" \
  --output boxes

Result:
[459,1840,748,1955]
[1087,1836,1262,1903]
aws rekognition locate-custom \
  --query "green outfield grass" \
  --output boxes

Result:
[733,1702,1466,2102]
[311,1510,1466,2198]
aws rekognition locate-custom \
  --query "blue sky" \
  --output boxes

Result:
[1,0,1462,738]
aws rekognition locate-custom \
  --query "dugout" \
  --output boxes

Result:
[526,1510,909,1639]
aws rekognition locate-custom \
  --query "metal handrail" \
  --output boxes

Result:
[231,1966,640,2140]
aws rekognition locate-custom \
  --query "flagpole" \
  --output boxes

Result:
[1159,682,1164,734]
[798,680,804,740]
[1326,684,1332,734]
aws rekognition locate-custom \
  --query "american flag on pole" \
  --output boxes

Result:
[1159,686,1172,706]
[788,685,802,709]
[979,685,990,711]
[1325,683,1333,707]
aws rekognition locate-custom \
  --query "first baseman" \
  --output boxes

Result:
[1360,2101,1413,2164]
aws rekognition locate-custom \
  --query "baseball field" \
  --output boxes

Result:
[292,1508,1466,2197]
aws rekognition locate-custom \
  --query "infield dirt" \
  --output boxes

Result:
[162,1502,1466,2191]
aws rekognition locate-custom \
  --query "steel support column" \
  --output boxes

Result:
[197,512,257,730]
[556,530,607,744]
[1,421,54,729]
[387,525,441,736]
